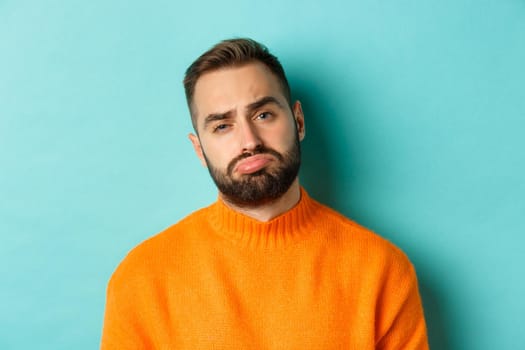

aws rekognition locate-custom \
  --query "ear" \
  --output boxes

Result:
[188,133,208,167]
[292,101,306,141]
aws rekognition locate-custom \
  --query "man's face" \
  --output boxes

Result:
[189,62,305,207]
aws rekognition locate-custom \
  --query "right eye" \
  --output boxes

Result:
[213,124,230,133]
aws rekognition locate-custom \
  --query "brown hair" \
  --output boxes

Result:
[183,38,292,130]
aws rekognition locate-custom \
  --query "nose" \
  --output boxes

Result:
[239,121,262,153]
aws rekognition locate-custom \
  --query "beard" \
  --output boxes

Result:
[202,134,301,208]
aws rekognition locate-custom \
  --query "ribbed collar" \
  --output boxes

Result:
[208,187,319,249]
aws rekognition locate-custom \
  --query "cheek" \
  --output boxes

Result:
[201,141,236,167]
[273,124,297,148]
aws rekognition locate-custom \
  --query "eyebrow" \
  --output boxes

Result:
[203,111,233,129]
[246,96,284,113]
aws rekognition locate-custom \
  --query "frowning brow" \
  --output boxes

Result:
[246,96,284,113]
[203,110,234,129]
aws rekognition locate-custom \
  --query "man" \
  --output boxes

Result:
[101,38,429,349]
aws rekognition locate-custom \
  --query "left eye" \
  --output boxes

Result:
[256,112,270,120]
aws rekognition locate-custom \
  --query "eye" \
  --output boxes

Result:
[213,124,230,133]
[255,112,272,120]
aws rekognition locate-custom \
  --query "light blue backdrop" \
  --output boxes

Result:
[1,1,524,349]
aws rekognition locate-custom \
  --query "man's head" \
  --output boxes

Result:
[184,38,305,208]
[184,38,292,130]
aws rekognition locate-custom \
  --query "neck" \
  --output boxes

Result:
[219,179,301,222]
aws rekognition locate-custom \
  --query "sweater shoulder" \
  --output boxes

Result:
[310,199,413,269]
[107,204,214,285]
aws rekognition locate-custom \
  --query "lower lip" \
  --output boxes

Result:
[235,156,272,174]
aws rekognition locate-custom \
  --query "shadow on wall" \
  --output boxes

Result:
[292,80,343,210]
[289,71,453,350]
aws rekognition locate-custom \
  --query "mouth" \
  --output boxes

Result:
[233,154,274,175]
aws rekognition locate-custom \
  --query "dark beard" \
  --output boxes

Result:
[203,135,301,208]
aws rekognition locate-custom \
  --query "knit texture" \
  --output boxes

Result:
[101,188,429,349]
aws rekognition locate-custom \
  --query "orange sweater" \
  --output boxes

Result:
[101,189,428,349]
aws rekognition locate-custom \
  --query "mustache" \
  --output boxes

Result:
[227,146,284,175]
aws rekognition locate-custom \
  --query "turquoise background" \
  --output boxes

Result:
[1,0,524,349]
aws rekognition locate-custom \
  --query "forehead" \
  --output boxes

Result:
[192,62,286,121]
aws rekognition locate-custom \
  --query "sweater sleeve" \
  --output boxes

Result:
[375,253,429,350]
[100,269,148,350]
